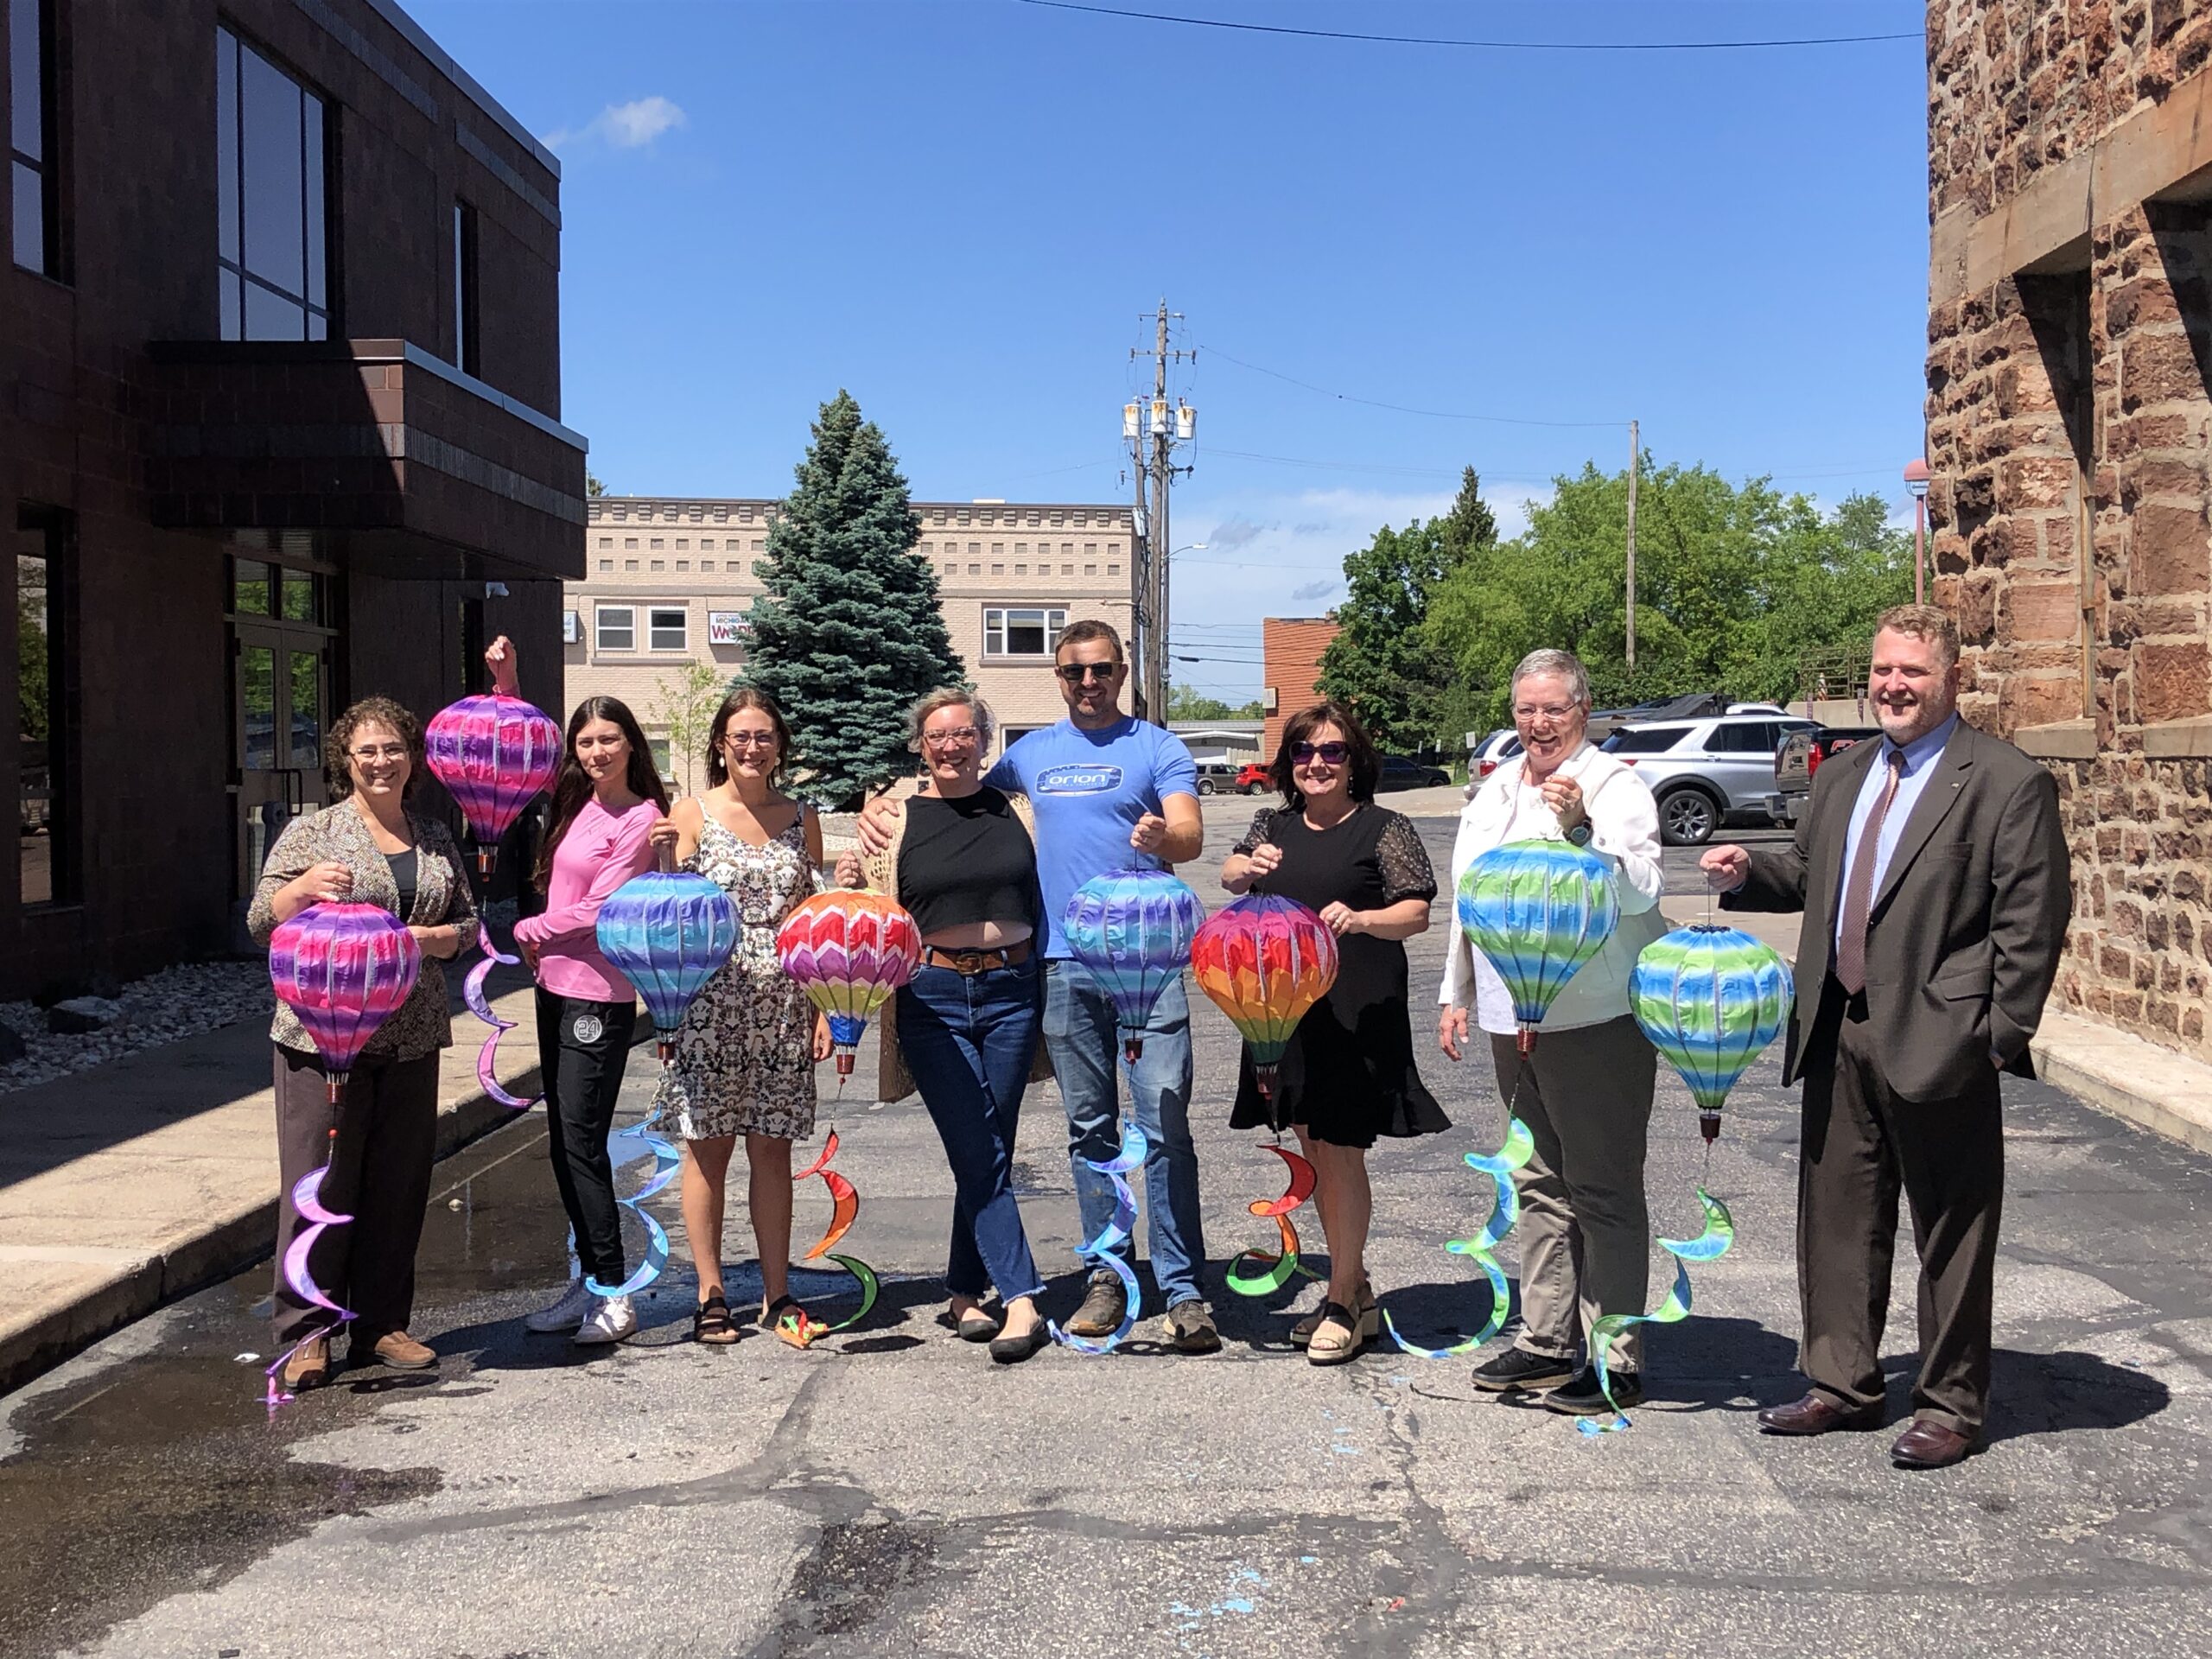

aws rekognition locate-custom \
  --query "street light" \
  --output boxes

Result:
[1904,458,1931,607]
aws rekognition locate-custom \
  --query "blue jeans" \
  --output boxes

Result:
[1041,959,1205,1307]
[895,958,1047,1303]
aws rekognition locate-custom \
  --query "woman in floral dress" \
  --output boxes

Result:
[648,686,831,1344]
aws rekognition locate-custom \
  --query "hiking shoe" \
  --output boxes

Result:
[524,1277,593,1334]
[1166,1299,1222,1355]
[575,1294,637,1346]
[1544,1366,1642,1415]
[1063,1271,1128,1338]
[1471,1345,1575,1394]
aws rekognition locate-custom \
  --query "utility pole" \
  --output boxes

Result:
[1624,418,1639,677]
[1126,299,1195,726]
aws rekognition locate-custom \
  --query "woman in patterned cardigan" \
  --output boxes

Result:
[248,696,478,1392]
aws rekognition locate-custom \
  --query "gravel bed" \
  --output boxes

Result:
[0,959,278,1096]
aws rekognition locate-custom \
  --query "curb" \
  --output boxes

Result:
[2029,1012,2212,1157]
[0,1073,536,1399]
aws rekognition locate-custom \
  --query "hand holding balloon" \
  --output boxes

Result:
[1243,842,1283,880]
[810,1011,834,1063]
[1129,812,1171,855]
[406,924,461,961]
[1539,774,1587,834]
[484,634,518,696]
[1437,1005,1470,1062]
[1700,845,1751,893]
[289,861,353,908]
[833,849,864,889]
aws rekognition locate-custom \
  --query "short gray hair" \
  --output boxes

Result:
[1510,648,1592,708]
[906,687,995,753]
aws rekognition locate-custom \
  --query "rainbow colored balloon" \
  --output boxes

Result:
[1630,925,1795,1141]
[1063,868,1205,1061]
[776,891,923,1077]
[267,903,423,1103]
[1458,838,1620,1052]
[423,693,562,874]
[1190,893,1338,1098]
[595,868,741,1061]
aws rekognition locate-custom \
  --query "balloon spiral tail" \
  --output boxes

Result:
[780,1130,878,1346]
[1576,1187,1735,1436]
[584,1123,680,1299]
[1226,1143,1319,1298]
[463,931,540,1111]
[1382,1115,1533,1357]
[263,1159,355,1406]
[1050,1123,1147,1354]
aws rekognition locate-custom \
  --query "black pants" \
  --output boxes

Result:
[273,1045,440,1345]
[536,988,639,1285]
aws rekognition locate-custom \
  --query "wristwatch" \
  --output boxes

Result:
[1565,821,1592,848]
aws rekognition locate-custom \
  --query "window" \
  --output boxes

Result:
[649,559,664,572]
[11,0,60,276]
[1063,563,1074,576]
[1072,512,1086,528]
[596,558,611,572]
[597,537,613,549]
[596,606,635,650]
[650,736,672,778]
[1014,543,1027,556]
[967,563,980,575]
[984,607,1067,658]
[1084,564,1096,576]
[675,539,689,550]
[452,200,480,375]
[751,539,765,552]
[1601,726,1692,755]
[1704,721,1781,755]
[16,505,73,903]
[216,27,331,340]
[1106,563,1119,575]
[1084,543,1097,557]
[700,539,715,551]
[676,560,690,572]
[1014,564,1027,575]
[700,559,715,572]
[625,537,638,550]
[648,607,687,651]
[991,564,1004,575]
[623,558,639,572]
[991,544,1004,557]
[650,537,664,550]
[957,510,971,526]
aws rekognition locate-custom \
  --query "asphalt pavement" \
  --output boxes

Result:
[4,803,2209,1659]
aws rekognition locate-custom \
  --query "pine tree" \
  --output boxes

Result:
[743,391,966,806]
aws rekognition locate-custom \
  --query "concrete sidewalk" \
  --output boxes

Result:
[0,960,547,1394]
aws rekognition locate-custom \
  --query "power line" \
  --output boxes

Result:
[1202,446,1465,479]
[1204,345,1626,428]
[1014,0,1918,52]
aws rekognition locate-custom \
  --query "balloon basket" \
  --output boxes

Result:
[475,848,499,878]
[834,1050,855,1077]
[1253,1062,1278,1100]
[1516,1028,1536,1057]
[1123,1035,1145,1064]
[1699,1110,1721,1144]
[323,1071,349,1108]
[656,1034,677,1065]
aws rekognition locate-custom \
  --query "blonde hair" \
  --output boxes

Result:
[906,688,995,753]
[1873,604,1961,670]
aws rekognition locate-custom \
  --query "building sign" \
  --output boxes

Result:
[562,611,582,644]
[709,611,749,646]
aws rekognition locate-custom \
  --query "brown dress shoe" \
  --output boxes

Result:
[363,1330,436,1370]
[281,1336,330,1392]
[1757,1392,1885,1435]
[1891,1418,1978,1469]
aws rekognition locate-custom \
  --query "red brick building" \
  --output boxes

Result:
[3,0,584,998]
[1262,616,1340,757]
[1926,0,2212,1052]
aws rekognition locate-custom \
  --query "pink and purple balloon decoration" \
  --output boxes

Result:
[463,942,539,1110]
[267,903,423,1104]
[264,1160,354,1406]
[423,693,562,875]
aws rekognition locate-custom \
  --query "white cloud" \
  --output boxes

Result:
[543,96,687,153]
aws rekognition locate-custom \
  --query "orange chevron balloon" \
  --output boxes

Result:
[776,891,922,1075]
[1191,893,1338,1097]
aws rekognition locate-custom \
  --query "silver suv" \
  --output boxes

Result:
[1599,714,1818,845]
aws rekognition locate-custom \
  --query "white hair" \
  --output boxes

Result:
[1510,648,1592,708]
[906,688,995,753]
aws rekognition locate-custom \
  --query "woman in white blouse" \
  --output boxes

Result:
[1437,648,1668,1416]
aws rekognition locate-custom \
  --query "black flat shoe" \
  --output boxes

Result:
[957,1309,1001,1343]
[989,1323,1052,1364]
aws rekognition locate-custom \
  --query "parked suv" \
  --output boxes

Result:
[1377,754,1452,791]
[1192,761,1242,796]
[1599,714,1819,845]
[1768,726,1882,826]
[1235,761,1273,795]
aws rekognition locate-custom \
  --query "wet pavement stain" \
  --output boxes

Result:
[741,1517,939,1655]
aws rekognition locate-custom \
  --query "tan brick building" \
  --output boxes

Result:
[1262,617,1340,756]
[568,496,1138,788]
[1926,0,2212,1054]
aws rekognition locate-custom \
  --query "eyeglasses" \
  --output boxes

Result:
[1055,662,1120,684]
[348,744,409,763]
[922,727,981,750]
[722,730,779,750]
[1511,704,1579,721]
[1291,741,1351,765]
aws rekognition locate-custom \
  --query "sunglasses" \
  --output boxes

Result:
[1291,741,1351,765]
[1055,662,1120,684]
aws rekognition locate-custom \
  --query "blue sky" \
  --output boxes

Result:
[413,0,1932,700]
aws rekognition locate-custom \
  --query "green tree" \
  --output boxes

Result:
[1315,467,1497,751]
[743,391,965,806]
[647,658,733,798]
[585,472,607,498]
[1165,686,1265,721]
[17,585,48,743]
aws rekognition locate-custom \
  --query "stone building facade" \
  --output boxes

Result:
[3,0,582,998]
[1261,617,1340,757]
[1926,0,2212,1053]
[567,497,1137,790]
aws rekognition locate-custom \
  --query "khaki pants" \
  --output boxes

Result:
[1489,1015,1657,1370]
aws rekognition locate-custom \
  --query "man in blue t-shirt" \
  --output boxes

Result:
[859,619,1217,1351]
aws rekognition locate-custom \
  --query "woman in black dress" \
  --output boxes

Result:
[1219,700,1448,1364]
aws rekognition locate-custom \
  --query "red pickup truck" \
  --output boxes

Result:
[1768,726,1882,826]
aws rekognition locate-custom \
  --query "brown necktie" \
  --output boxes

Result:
[1834,747,1905,996]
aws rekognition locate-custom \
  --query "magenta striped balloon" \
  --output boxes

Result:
[423,693,562,861]
[268,903,422,1101]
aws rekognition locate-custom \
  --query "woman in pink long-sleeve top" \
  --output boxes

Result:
[493,639,671,1346]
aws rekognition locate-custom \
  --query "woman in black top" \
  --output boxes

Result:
[1219,700,1446,1365]
[838,690,1052,1363]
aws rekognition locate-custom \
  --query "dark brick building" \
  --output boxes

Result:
[1927,1,2212,1054]
[3,0,585,998]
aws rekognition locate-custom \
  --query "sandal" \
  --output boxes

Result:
[1292,1281,1374,1349]
[1306,1300,1369,1366]
[766,1294,819,1350]
[693,1293,739,1345]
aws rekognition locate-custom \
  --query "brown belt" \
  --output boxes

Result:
[920,940,1033,976]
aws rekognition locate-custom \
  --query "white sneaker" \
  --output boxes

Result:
[574,1294,637,1346]
[524,1278,593,1335]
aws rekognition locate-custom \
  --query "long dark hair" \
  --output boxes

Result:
[1270,699,1380,808]
[704,684,792,789]
[534,697,670,892]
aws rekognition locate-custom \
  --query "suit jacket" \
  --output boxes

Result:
[1723,717,2070,1103]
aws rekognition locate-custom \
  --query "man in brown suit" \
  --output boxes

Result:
[1701,606,2070,1468]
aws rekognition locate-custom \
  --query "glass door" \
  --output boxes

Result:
[229,559,335,899]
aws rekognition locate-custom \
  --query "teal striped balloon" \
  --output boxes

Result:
[1630,925,1794,1113]
[1457,839,1620,1034]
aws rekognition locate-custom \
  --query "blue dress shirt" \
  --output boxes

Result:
[1832,713,1960,957]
